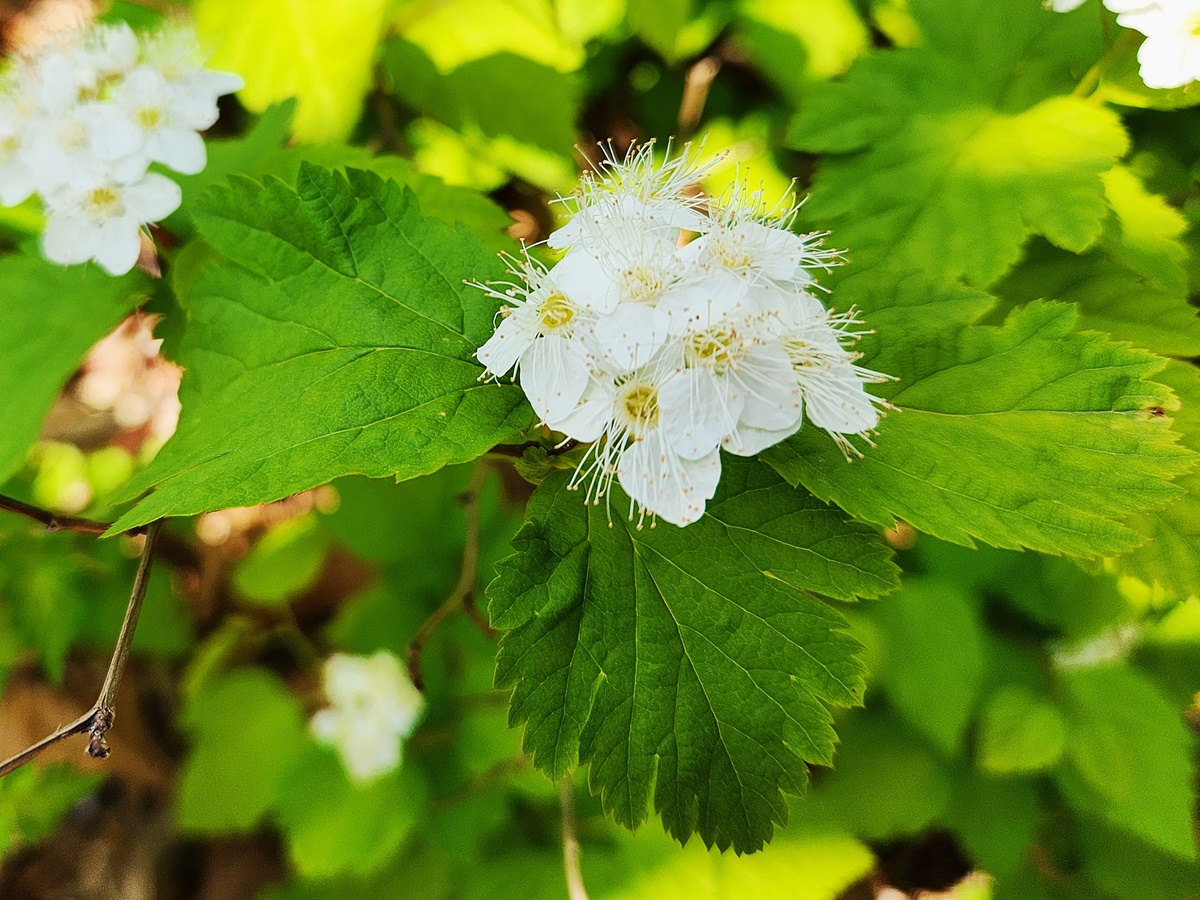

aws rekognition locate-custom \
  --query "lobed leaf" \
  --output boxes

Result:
[110,165,529,531]
[763,273,1193,558]
[789,0,1125,286]
[488,455,897,853]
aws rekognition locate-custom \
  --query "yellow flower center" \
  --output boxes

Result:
[86,187,122,217]
[538,292,574,331]
[137,106,164,130]
[619,382,659,435]
[686,326,739,376]
[622,265,666,304]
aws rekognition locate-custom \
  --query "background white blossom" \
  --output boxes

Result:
[0,21,241,274]
[309,651,424,784]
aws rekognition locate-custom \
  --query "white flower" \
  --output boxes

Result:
[475,252,598,423]
[41,173,181,275]
[0,21,243,273]
[1121,1,1200,88]
[97,67,209,176]
[475,139,891,527]
[562,368,723,528]
[310,652,424,784]
[547,140,714,250]
[0,76,39,206]
[139,26,244,129]
[1048,0,1200,90]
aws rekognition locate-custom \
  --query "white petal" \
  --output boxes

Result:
[41,213,93,266]
[618,437,719,527]
[546,380,613,442]
[521,334,592,423]
[658,272,750,331]
[1137,34,1196,89]
[477,311,536,376]
[93,220,143,275]
[738,342,803,431]
[123,173,182,222]
[658,368,744,460]
[723,420,802,456]
[593,304,671,372]
[0,160,36,206]
[551,249,617,312]
[802,363,880,434]
[87,108,142,161]
[150,127,207,174]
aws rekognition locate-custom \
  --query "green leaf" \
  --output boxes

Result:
[0,256,146,484]
[628,0,692,60]
[110,165,529,531]
[789,0,1125,285]
[976,685,1067,775]
[176,669,308,832]
[994,167,1200,359]
[195,0,390,141]
[603,827,875,900]
[1121,362,1200,597]
[173,106,515,253]
[0,764,101,854]
[489,456,896,852]
[1056,665,1197,861]
[868,577,985,754]
[233,514,330,606]
[943,769,1041,879]
[763,273,1192,558]
[793,710,952,841]
[734,0,868,100]
[275,746,428,878]
[385,45,580,156]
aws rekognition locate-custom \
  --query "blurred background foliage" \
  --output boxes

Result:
[0,0,1197,898]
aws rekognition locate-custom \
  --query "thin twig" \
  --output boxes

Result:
[561,777,590,900]
[406,464,489,691]
[0,493,120,536]
[0,520,163,779]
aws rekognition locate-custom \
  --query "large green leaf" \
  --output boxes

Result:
[110,165,529,531]
[176,669,308,831]
[994,167,1200,359]
[763,273,1192,558]
[788,0,1125,286]
[868,577,985,754]
[1122,362,1200,597]
[1055,665,1197,862]
[0,257,146,484]
[488,455,898,853]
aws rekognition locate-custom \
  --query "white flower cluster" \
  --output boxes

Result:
[0,22,242,275]
[475,142,888,528]
[1050,0,1200,89]
[310,652,424,784]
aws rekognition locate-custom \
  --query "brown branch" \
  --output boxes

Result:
[561,777,590,900]
[0,493,124,536]
[406,464,489,691]
[0,520,163,779]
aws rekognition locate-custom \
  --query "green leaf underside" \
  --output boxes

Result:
[789,0,1125,286]
[0,258,146,484]
[488,456,897,853]
[763,272,1192,558]
[110,165,529,532]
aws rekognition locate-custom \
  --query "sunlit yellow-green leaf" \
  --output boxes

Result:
[195,0,390,141]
